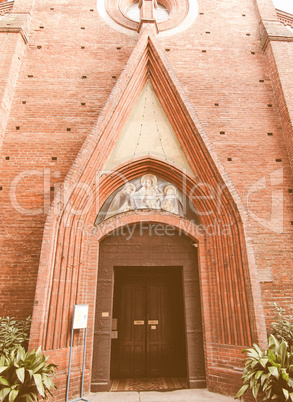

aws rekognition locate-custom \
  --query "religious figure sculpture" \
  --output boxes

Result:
[162,184,184,216]
[105,182,136,219]
[133,174,163,209]
[99,174,190,224]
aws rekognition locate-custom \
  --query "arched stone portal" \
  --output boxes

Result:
[91,223,205,391]
[28,29,267,399]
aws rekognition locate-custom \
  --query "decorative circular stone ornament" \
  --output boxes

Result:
[126,1,169,23]
[97,0,198,37]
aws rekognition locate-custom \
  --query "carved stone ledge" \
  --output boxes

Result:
[276,8,293,29]
[0,13,29,44]
[261,19,293,51]
[0,1,14,16]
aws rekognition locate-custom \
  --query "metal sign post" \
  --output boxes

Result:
[66,305,89,402]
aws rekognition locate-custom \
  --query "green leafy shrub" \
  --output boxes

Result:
[0,317,57,401]
[0,317,31,353]
[235,334,293,401]
[0,345,57,402]
[272,304,293,348]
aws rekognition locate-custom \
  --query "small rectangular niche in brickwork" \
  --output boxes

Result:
[202,50,206,53]
[199,12,204,15]
[165,48,170,52]
[27,75,34,78]
[67,128,71,131]
[205,31,210,34]
[267,132,273,136]
[0,187,2,191]
[117,47,121,50]
[50,187,54,191]
[22,101,26,104]
[251,51,255,54]
[90,9,94,11]
[39,26,44,29]
[81,46,85,49]
[112,76,117,79]
[276,159,282,162]
[81,76,87,79]
[81,27,85,29]
[50,8,54,10]
[5,157,10,160]
[81,102,86,105]
[52,157,57,161]
[268,104,273,107]
[220,131,225,135]
[214,103,219,106]
[37,46,42,49]
[242,14,246,16]
[289,189,293,193]
[246,33,251,36]
[227,158,232,161]
[259,79,264,82]
[16,126,20,130]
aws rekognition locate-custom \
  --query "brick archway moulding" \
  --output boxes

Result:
[29,26,267,399]
[30,155,258,347]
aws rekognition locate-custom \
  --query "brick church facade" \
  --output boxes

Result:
[0,0,293,399]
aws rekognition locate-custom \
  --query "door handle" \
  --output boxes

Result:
[148,320,158,325]
[134,320,145,325]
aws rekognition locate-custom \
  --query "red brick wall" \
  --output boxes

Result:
[265,40,293,173]
[0,0,293,398]
[0,32,26,148]
[0,0,137,317]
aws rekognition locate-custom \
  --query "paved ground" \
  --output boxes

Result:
[86,389,235,401]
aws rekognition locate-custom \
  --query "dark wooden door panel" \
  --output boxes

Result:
[119,283,146,377]
[114,267,186,378]
[147,283,172,376]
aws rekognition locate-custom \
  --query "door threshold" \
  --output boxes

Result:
[110,377,188,392]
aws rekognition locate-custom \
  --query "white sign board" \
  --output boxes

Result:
[72,304,88,329]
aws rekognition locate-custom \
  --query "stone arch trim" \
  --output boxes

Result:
[29,28,266,361]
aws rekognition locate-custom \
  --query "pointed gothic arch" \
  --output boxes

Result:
[29,27,266,396]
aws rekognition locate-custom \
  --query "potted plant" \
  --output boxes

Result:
[236,304,293,401]
[0,317,57,401]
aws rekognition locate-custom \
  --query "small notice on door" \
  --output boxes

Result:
[72,305,88,329]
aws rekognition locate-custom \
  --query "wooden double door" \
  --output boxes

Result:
[111,267,187,378]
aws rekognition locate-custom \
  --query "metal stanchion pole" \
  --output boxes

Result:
[66,305,89,402]
[80,328,87,400]
[66,327,74,402]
